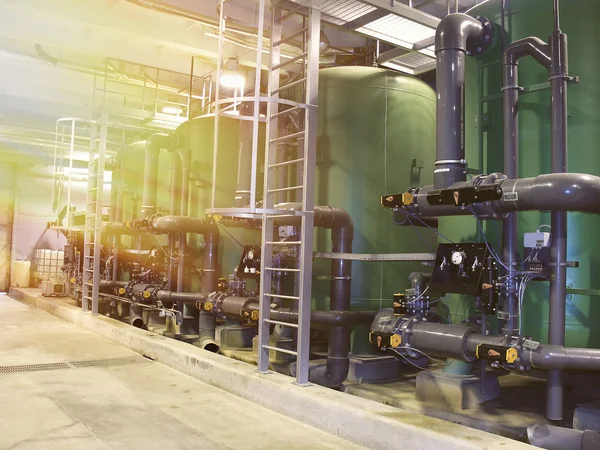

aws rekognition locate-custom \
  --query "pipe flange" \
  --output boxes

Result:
[467,16,493,57]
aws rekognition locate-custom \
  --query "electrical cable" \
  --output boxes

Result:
[404,211,456,244]
[406,286,429,304]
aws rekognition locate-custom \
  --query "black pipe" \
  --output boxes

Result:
[169,151,182,216]
[236,102,253,207]
[155,290,207,304]
[528,424,600,450]
[141,133,172,217]
[130,304,145,328]
[99,280,130,291]
[405,172,600,218]
[399,322,600,374]
[179,149,191,215]
[522,346,600,372]
[198,310,218,352]
[433,14,491,189]
[501,37,551,336]
[547,0,569,419]
[272,203,354,387]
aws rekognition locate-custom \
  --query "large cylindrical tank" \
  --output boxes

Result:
[176,115,263,282]
[461,0,600,347]
[313,67,437,351]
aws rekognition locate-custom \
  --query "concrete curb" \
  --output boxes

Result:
[10,288,531,449]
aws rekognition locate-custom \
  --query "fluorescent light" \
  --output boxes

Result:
[162,106,183,115]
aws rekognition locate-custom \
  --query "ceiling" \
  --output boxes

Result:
[0,0,484,170]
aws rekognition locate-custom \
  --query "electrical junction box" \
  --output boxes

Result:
[524,232,550,248]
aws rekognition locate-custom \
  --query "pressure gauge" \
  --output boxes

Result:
[451,251,466,265]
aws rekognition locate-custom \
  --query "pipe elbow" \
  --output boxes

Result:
[146,132,174,151]
[319,206,354,241]
[308,357,349,388]
[502,37,551,68]
[435,13,492,55]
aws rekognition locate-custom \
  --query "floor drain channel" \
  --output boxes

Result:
[0,356,149,374]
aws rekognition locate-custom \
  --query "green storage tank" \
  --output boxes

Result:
[314,67,437,351]
[175,115,263,283]
[459,0,600,347]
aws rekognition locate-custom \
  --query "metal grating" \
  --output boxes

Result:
[69,356,147,368]
[356,14,436,49]
[392,51,436,69]
[0,356,149,374]
[321,0,377,25]
[0,362,71,374]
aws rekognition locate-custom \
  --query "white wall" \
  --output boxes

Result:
[11,166,111,263]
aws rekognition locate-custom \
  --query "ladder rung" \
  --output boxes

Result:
[268,185,303,194]
[265,267,300,272]
[273,52,307,71]
[84,268,94,272]
[263,345,297,357]
[85,282,93,287]
[265,241,302,245]
[83,296,93,300]
[264,319,299,328]
[265,293,299,301]
[270,131,305,144]
[276,5,304,23]
[269,158,304,169]
[271,106,301,120]
[274,27,308,47]
[273,77,306,95]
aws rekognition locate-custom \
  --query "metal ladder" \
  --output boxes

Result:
[82,110,108,314]
[257,0,321,386]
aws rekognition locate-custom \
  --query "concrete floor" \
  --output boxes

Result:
[0,294,363,450]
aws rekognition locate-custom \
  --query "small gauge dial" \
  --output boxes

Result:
[451,251,466,265]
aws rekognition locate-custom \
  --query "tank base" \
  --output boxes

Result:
[219,325,255,350]
[574,402,600,431]
[347,355,400,384]
[415,370,500,410]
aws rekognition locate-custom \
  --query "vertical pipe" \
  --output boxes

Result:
[210,1,225,211]
[67,119,75,228]
[170,152,182,216]
[435,49,466,188]
[236,102,254,207]
[249,0,265,212]
[177,233,185,292]
[547,27,568,421]
[188,56,194,120]
[179,149,191,216]
[501,63,520,335]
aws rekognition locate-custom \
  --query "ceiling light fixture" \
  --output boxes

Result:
[220,58,245,89]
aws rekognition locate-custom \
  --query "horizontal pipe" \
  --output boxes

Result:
[273,203,354,240]
[99,280,130,291]
[270,309,376,326]
[528,424,600,450]
[155,290,208,304]
[405,173,600,218]
[522,346,600,371]
[151,215,215,235]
